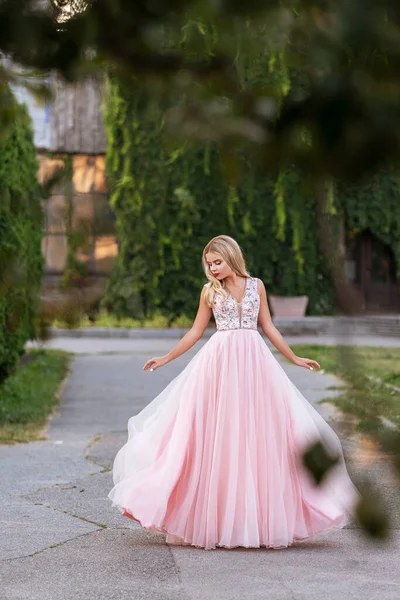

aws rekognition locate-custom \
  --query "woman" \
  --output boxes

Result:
[108,235,359,549]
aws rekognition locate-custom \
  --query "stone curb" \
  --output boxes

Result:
[43,314,400,339]
[48,326,195,339]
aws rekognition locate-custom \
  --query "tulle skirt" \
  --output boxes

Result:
[108,329,359,550]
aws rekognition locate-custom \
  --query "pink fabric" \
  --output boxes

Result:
[108,327,359,550]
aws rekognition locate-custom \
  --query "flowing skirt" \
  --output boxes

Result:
[108,329,359,549]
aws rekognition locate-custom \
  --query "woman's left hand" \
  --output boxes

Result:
[143,356,169,371]
[294,356,320,371]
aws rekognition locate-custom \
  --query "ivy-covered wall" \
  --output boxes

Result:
[337,169,400,269]
[0,93,44,383]
[102,73,400,322]
[102,79,334,321]
[97,16,400,321]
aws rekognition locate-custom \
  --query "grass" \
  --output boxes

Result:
[290,344,400,433]
[0,348,71,444]
[52,309,194,330]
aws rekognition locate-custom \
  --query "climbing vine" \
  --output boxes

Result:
[0,91,44,383]
[102,22,400,321]
[102,76,333,320]
[337,169,400,270]
[59,155,91,289]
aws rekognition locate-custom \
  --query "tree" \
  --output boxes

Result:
[1,1,400,179]
[0,88,44,383]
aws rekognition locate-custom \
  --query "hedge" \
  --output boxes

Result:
[0,90,44,383]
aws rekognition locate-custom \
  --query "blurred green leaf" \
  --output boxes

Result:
[302,440,340,485]
[356,490,391,541]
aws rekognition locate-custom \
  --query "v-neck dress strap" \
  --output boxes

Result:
[212,276,260,331]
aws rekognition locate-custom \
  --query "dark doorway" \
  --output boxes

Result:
[345,230,400,313]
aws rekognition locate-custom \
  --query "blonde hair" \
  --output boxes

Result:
[202,235,250,307]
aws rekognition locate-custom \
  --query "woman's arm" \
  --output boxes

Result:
[257,279,320,370]
[143,287,212,371]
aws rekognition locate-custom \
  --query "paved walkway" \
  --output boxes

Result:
[26,331,400,355]
[1,335,399,599]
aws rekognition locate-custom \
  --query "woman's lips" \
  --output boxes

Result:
[213,273,220,277]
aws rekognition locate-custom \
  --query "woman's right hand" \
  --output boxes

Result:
[143,356,169,372]
[293,356,320,371]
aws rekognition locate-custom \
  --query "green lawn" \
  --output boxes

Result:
[0,349,71,444]
[290,345,400,433]
[52,309,194,329]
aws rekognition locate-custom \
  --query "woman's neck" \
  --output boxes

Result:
[223,273,246,287]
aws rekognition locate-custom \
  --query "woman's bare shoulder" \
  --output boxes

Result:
[254,277,266,294]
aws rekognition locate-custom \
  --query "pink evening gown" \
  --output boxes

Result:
[108,276,359,550]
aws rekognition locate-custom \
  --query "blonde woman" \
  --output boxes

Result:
[108,235,358,550]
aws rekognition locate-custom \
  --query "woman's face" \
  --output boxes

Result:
[205,252,231,281]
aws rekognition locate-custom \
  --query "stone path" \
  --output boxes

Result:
[1,336,400,599]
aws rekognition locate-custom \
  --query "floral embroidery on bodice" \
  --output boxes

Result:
[212,276,260,331]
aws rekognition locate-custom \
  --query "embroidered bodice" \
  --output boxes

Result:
[212,276,260,331]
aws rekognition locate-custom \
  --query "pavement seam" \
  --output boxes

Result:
[24,500,108,530]
[84,433,111,471]
[1,529,100,563]
[166,548,199,600]
[16,491,109,534]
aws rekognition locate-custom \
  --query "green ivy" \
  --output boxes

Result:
[101,74,334,321]
[102,24,400,321]
[337,169,400,272]
[0,89,44,383]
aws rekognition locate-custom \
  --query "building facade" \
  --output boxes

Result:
[12,73,117,282]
